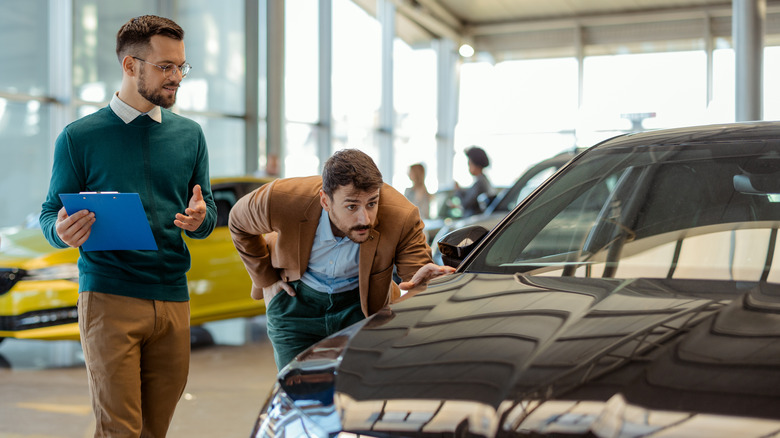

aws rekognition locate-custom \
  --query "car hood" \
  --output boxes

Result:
[329,273,780,435]
[0,226,61,266]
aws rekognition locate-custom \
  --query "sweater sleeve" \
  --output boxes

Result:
[185,129,216,239]
[40,128,84,249]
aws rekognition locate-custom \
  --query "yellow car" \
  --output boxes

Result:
[0,176,270,343]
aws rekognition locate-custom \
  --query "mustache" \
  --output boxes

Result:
[350,225,371,232]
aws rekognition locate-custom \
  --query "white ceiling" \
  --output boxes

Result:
[356,0,780,60]
[424,0,731,23]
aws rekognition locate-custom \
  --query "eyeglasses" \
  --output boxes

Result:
[132,56,191,78]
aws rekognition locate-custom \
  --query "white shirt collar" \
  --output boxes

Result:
[110,92,162,124]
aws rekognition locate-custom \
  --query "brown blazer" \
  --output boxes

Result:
[228,176,433,316]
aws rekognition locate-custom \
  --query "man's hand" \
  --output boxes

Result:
[55,207,95,248]
[175,184,207,231]
[260,279,296,301]
[398,263,456,292]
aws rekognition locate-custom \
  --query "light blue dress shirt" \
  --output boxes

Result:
[300,209,360,294]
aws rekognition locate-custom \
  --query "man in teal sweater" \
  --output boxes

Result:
[39,15,216,437]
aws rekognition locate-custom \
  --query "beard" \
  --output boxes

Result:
[138,68,177,109]
[346,224,373,244]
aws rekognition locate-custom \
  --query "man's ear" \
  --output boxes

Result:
[121,55,137,77]
[319,189,331,211]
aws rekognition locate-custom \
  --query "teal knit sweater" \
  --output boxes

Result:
[40,106,216,302]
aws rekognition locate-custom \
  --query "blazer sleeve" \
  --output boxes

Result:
[228,181,280,298]
[393,203,434,282]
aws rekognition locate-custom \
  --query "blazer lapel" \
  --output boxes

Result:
[297,195,322,278]
[358,228,380,313]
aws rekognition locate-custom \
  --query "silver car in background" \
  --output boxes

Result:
[431,150,577,263]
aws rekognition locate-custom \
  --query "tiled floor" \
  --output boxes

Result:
[0,316,277,438]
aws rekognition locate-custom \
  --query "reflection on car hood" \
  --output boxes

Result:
[333,273,780,436]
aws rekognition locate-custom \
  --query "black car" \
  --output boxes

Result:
[252,122,780,437]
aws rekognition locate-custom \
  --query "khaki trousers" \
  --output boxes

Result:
[78,291,190,438]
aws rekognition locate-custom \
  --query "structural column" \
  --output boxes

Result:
[704,12,715,108]
[318,0,333,170]
[435,38,459,189]
[49,0,73,157]
[378,0,395,181]
[266,0,285,175]
[733,0,765,121]
[245,0,260,175]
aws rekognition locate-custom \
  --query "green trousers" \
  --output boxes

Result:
[266,280,364,370]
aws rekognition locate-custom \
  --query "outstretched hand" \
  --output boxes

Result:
[398,263,456,292]
[174,184,207,231]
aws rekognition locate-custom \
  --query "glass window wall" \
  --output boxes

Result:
[456,58,578,188]
[0,1,50,96]
[332,0,382,164]
[73,1,158,104]
[285,0,319,125]
[1,0,779,232]
[392,42,437,192]
[0,1,54,226]
[0,100,52,225]
[177,0,246,116]
[283,0,320,176]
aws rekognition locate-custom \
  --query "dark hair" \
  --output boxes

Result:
[465,146,490,168]
[116,15,184,62]
[322,149,384,197]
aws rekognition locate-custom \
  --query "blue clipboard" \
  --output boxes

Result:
[59,192,158,252]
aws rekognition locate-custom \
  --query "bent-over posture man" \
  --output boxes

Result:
[229,149,453,369]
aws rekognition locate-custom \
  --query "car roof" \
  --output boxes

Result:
[590,121,780,152]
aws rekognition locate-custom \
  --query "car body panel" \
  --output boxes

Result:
[337,275,777,415]
[0,176,270,341]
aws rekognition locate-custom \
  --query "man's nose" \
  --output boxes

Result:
[355,207,369,223]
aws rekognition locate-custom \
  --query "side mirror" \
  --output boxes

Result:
[437,225,489,268]
[734,173,780,194]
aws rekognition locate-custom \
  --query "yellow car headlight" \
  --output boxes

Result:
[1,267,25,295]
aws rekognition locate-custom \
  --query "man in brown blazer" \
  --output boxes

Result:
[229,149,454,369]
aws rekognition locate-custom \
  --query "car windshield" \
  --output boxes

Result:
[467,140,780,283]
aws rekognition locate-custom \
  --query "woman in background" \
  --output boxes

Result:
[455,146,493,217]
[405,163,431,219]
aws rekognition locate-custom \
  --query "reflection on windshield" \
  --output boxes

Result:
[470,142,780,283]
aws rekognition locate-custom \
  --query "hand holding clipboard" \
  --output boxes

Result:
[59,192,158,251]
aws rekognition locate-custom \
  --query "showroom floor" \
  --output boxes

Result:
[0,316,278,438]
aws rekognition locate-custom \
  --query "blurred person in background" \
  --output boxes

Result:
[404,163,431,219]
[455,146,494,216]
